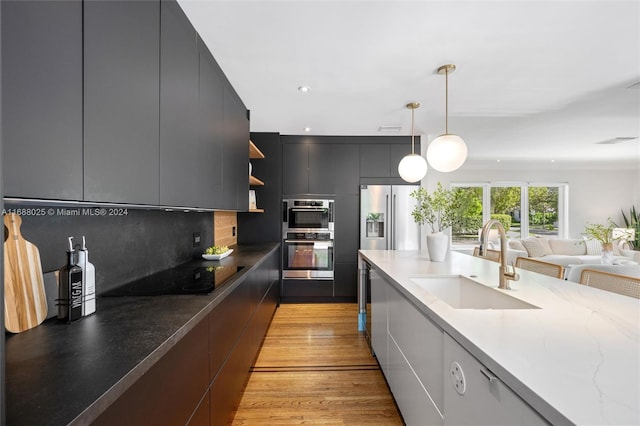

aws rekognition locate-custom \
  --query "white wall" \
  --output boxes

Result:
[422,166,640,239]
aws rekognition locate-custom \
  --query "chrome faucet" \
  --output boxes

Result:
[479,219,520,290]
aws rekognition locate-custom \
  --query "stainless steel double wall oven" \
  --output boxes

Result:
[282,199,334,279]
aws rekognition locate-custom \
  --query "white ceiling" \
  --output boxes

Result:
[178,0,640,169]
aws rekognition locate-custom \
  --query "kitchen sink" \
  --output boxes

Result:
[410,276,540,310]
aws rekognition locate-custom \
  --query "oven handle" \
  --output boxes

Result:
[284,240,333,245]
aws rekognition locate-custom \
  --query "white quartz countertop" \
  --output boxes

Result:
[359,250,640,426]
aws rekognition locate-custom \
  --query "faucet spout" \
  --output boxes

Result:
[480,219,519,289]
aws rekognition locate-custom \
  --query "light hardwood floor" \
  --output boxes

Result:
[231,303,403,425]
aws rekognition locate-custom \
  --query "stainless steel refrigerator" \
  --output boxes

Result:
[360,184,420,250]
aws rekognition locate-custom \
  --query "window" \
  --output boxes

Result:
[451,182,567,247]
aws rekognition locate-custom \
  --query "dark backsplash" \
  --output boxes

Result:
[4,206,213,294]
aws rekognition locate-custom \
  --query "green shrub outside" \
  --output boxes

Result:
[491,214,512,231]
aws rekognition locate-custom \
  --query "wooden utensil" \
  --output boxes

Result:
[4,213,48,332]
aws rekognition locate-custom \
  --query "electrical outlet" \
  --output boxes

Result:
[450,361,466,395]
[193,232,201,247]
[232,226,236,237]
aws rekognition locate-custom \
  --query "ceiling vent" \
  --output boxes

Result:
[378,125,402,133]
[595,136,638,145]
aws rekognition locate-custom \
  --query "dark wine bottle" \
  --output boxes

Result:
[58,236,83,323]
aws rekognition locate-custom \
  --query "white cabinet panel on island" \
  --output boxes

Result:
[370,269,389,373]
[443,333,549,426]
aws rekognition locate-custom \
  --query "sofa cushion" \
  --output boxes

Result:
[538,238,553,255]
[549,239,586,255]
[584,238,602,255]
[508,240,527,253]
[521,238,546,257]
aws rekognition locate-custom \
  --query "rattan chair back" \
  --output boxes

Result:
[579,269,640,299]
[515,257,564,279]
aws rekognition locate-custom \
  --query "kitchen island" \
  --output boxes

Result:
[360,249,639,426]
[5,243,280,426]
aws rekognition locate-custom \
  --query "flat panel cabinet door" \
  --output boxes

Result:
[282,143,308,195]
[333,144,360,195]
[360,144,390,178]
[159,0,202,207]
[308,143,334,194]
[443,334,549,426]
[334,194,359,263]
[333,262,357,299]
[370,269,388,373]
[387,283,444,414]
[2,0,83,200]
[84,0,160,204]
[223,84,250,211]
[198,41,224,207]
[388,334,444,426]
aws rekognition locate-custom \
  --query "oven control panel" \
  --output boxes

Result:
[286,232,332,240]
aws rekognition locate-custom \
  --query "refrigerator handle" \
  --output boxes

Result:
[392,194,397,250]
[385,194,389,250]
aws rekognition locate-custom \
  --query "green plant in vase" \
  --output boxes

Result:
[410,182,461,262]
[583,220,616,264]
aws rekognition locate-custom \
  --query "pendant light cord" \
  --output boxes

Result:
[411,106,415,154]
[445,68,449,134]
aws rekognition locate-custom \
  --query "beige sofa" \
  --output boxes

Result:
[507,237,634,267]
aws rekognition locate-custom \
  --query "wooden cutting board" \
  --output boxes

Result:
[4,213,48,333]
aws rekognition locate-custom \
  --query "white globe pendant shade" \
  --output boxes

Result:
[426,134,467,172]
[398,153,428,183]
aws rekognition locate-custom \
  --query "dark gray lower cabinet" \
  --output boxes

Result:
[334,262,358,300]
[95,248,280,426]
[83,0,160,204]
[92,319,210,426]
[2,0,83,200]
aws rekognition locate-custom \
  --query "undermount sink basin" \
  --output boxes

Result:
[410,276,540,310]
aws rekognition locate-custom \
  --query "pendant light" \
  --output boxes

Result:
[398,102,428,183]
[426,64,468,172]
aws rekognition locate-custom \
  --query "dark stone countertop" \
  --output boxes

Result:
[5,242,280,426]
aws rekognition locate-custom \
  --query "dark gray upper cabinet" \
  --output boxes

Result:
[332,144,360,195]
[282,143,309,195]
[282,139,339,196]
[308,144,335,195]
[198,39,225,208]
[360,140,419,178]
[1,0,83,200]
[159,0,201,207]
[360,144,391,178]
[222,83,250,210]
[83,0,160,204]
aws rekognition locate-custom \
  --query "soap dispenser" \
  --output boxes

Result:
[78,236,96,316]
[58,237,83,323]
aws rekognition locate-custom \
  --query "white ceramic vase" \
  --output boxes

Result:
[601,242,614,265]
[426,232,449,262]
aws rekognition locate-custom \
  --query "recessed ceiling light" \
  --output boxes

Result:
[496,159,501,163]
[550,159,556,163]
[298,86,311,93]
[304,127,311,132]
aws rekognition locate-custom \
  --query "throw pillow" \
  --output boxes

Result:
[521,238,546,257]
[584,238,602,255]
[508,240,527,253]
[549,239,586,255]
[538,238,553,255]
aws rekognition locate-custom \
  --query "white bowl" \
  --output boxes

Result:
[202,249,233,260]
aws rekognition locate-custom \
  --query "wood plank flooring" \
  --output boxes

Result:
[231,303,403,425]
